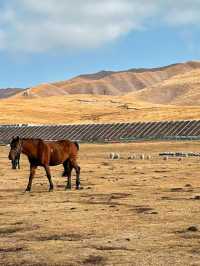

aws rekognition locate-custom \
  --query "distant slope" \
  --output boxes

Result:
[126,69,200,106]
[11,61,200,98]
[0,88,24,99]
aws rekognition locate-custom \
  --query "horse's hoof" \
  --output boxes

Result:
[65,186,72,190]
[76,186,83,190]
[49,187,54,192]
[25,188,31,192]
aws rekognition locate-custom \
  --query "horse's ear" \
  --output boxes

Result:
[16,136,20,141]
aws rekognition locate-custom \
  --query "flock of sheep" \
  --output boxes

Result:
[109,152,151,160]
[109,151,200,160]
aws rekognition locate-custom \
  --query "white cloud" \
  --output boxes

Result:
[163,0,200,26]
[0,0,199,53]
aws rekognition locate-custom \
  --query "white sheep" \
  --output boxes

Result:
[128,154,136,160]
[109,152,115,159]
[146,155,151,160]
[109,152,120,160]
[140,154,145,160]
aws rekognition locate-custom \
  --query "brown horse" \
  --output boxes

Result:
[8,136,80,192]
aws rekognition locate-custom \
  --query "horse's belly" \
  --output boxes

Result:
[49,154,64,166]
[48,147,67,166]
[49,162,62,166]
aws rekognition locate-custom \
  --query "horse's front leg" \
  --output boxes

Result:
[44,165,54,192]
[26,165,37,192]
[12,159,16,169]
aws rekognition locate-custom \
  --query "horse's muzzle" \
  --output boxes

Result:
[12,160,17,169]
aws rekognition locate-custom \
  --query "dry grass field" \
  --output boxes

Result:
[1,141,200,265]
[1,94,200,124]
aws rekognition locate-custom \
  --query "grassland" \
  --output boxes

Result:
[1,141,200,265]
[1,94,200,124]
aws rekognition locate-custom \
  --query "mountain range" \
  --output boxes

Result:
[1,60,200,124]
[1,60,200,104]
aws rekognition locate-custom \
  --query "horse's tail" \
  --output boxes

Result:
[74,141,79,150]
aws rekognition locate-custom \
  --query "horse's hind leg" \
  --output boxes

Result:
[62,159,70,177]
[70,160,81,190]
[26,165,37,192]
[63,160,73,190]
[75,165,81,189]
[44,165,54,192]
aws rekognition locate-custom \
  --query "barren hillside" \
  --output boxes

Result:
[126,69,200,105]
[0,88,25,99]
[11,61,200,98]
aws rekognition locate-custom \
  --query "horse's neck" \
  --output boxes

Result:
[21,139,38,158]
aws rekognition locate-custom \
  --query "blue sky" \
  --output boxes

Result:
[0,0,200,88]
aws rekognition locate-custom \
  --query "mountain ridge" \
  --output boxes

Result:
[7,60,200,99]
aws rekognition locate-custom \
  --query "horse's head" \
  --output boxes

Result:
[8,136,21,164]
